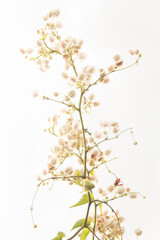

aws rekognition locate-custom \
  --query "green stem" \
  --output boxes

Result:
[87,227,101,240]
[79,87,87,178]
[43,40,62,55]
[92,203,97,240]
[67,226,84,240]
[43,96,78,110]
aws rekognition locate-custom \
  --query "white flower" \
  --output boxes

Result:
[117,186,125,195]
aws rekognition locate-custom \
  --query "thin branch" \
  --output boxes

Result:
[67,226,84,240]
[87,227,101,240]
[43,96,78,110]
[88,128,132,151]
[43,40,62,55]
[85,59,139,92]
[92,203,97,240]
[107,191,146,202]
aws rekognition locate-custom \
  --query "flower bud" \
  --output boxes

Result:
[134,228,142,236]
[108,185,114,192]
[117,186,125,195]
[83,179,95,191]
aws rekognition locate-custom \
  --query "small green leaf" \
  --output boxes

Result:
[57,232,65,238]
[70,193,94,208]
[72,218,91,230]
[80,228,90,240]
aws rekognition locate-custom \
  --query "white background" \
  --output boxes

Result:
[0,0,160,239]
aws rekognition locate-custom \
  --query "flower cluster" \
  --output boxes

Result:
[94,210,125,239]
[22,9,144,240]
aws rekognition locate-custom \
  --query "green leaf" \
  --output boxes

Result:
[70,193,94,208]
[72,218,91,230]
[51,231,65,240]
[80,228,90,240]
[57,232,65,238]
[51,237,60,240]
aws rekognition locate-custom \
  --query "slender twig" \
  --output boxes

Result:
[87,227,101,240]
[79,87,88,178]
[43,40,62,55]
[107,191,146,202]
[85,59,139,92]
[88,128,132,151]
[84,192,92,226]
[43,96,78,110]
[67,226,84,240]
[67,51,88,179]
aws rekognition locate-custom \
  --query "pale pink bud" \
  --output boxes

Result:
[43,169,47,175]
[135,49,139,54]
[116,60,123,67]
[134,228,142,236]
[52,114,58,123]
[90,149,99,159]
[53,91,59,97]
[61,72,68,79]
[78,40,84,46]
[89,137,94,143]
[58,138,64,145]
[51,157,57,165]
[73,122,79,129]
[108,185,114,192]
[68,90,76,98]
[70,76,77,82]
[48,9,60,18]
[49,36,54,42]
[88,66,96,74]
[37,40,43,47]
[64,166,73,175]
[95,131,101,138]
[126,187,130,192]
[98,188,103,194]
[26,48,33,54]
[117,186,125,195]
[43,15,48,21]
[63,54,69,60]
[108,65,114,72]
[78,73,85,81]
[111,122,118,127]
[88,93,94,101]
[130,193,137,199]
[105,149,111,156]
[32,90,38,98]
[20,48,25,54]
[61,40,67,48]
[129,49,135,55]
[100,121,108,127]
[37,175,42,181]
[113,127,118,133]
[114,54,121,61]
[93,102,100,107]
[78,52,87,61]
[56,21,63,28]
[103,77,110,84]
